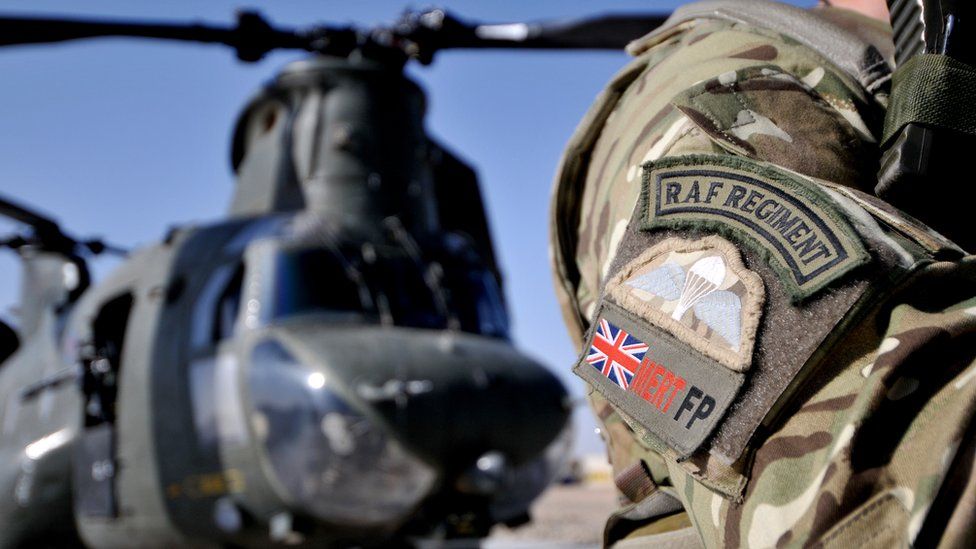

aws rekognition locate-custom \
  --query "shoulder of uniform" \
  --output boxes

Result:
[626,0,891,97]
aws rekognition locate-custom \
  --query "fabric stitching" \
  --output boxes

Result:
[819,493,901,547]
[690,91,742,146]
[727,83,755,129]
[660,122,702,159]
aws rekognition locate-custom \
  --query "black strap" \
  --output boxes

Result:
[882,54,976,146]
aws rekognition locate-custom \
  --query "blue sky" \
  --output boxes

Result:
[0,0,811,455]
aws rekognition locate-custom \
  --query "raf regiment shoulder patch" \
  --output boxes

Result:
[573,155,923,469]
[641,154,870,301]
[574,155,884,462]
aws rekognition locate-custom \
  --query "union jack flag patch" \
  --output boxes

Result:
[586,318,649,390]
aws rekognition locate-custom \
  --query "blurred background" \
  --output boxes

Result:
[0,0,809,466]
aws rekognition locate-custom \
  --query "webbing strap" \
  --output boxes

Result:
[614,461,657,503]
[637,0,891,93]
[882,54,976,146]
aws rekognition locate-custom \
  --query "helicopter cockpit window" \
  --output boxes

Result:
[361,254,446,331]
[254,241,451,331]
[83,292,133,427]
[188,262,246,350]
[213,265,245,342]
[429,233,509,338]
[250,237,501,335]
[268,247,368,320]
[453,270,509,338]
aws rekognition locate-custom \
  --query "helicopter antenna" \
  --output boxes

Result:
[0,9,668,63]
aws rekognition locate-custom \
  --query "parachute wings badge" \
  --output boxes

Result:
[627,255,742,350]
[607,236,764,372]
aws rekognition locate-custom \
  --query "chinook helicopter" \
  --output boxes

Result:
[0,7,667,548]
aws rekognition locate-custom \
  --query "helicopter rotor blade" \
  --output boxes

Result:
[0,195,64,241]
[390,10,669,63]
[475,14,669,50]
[0,195,78,253]
[416,11,669,51]
[0,195,124,256]
[0,9,669,64]
[0,11,341,62]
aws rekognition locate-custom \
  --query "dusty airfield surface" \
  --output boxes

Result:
[484,482,617,548]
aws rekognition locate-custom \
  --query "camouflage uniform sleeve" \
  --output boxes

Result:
[726,260,976,549]
[552,9,976,548]
[572,15,881,326]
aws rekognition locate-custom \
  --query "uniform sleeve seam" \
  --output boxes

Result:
[818,492,897,546]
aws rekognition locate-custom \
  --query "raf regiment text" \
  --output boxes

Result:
[649,170,851,287]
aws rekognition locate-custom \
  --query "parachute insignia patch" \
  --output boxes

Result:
[607,236,764,372]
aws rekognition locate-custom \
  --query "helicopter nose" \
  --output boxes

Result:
[272,324,571,470]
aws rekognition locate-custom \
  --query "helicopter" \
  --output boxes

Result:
[0,7,668,548]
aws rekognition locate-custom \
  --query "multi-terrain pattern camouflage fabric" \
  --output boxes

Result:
[551,7,976,548]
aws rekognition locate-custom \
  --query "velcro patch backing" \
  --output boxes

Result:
[641,155,870,301]
[574,300,744,458]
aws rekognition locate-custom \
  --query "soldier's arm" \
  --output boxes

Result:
[552,10,976,547]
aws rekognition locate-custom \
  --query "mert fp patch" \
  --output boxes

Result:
[641,155,870,301]
[575,300,744,458]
